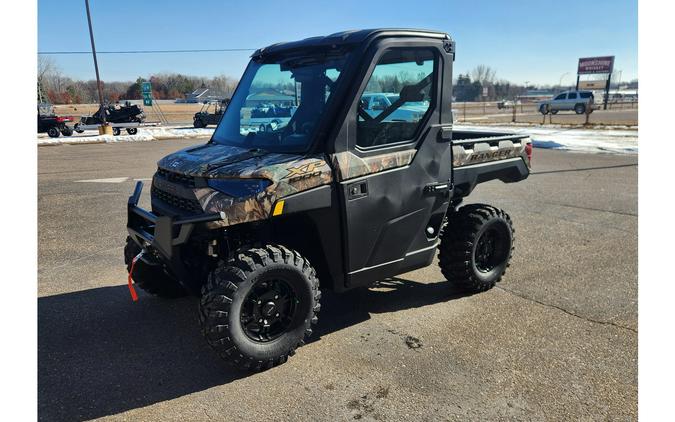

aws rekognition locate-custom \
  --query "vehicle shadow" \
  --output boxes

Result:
[38,277,470,421]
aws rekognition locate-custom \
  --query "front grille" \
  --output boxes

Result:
[156,168,195,187]
[151,185,202,213]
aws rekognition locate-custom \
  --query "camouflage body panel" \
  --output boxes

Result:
[330,149,416,181]
[452,137,530,168]
[153,143,332,228]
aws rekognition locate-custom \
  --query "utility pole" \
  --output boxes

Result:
[84,0,110,133]
[603,72,611,110]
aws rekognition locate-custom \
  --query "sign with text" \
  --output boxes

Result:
[577,56,615,74]
[578,80,608,90]
[141,82,152,94]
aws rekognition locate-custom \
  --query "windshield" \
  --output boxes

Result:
[211,54,348,153]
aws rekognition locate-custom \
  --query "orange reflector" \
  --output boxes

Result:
[272,200,285,216]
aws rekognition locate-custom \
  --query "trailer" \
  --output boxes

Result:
[73,121,162,136]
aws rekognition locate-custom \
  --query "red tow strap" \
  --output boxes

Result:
[127,252,141,302]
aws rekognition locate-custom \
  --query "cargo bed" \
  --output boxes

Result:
[450,130,532,198]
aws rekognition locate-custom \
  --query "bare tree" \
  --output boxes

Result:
[470,65,497,86]
[38,56,56,102]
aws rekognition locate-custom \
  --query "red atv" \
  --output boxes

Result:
[38,104,74,138]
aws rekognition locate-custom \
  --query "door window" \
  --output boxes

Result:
[356,49,436,148]
[554,94,566,101]
[567,93,578,100]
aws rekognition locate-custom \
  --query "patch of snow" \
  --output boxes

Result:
[37,125,214,145]
[455,124,638,155]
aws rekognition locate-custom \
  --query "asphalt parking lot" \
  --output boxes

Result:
[38,139,637,421]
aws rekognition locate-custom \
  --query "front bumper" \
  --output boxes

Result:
[127,181,224,262]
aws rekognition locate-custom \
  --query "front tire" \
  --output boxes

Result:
[61,126,73,136]
[575,104,586,114]
[438,204,514,292]
[47,127,60,138]
[112,127,121,136]
[199,245,321,371]
[124,237,188,298]
[126,127,138,135]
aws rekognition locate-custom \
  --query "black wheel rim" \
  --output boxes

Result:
[240,278,298,342]
[474,227,508,273]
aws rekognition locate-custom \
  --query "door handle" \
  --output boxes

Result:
[347,181,368,200]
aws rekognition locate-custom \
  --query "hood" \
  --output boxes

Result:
[154,142,333,227]
[157,141,333,195]
[158,142,303,180]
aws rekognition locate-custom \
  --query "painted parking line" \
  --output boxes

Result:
[74,177,153,183]
[75,177,129,183]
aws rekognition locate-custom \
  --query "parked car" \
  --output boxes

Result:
[360,93,429,122]
[538,90,595,115]
[497,99,521,109]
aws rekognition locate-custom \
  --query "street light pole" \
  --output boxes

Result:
[559,72,570,90]
[84,0,107,129]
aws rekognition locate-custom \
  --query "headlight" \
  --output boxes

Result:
[207,178,272,199]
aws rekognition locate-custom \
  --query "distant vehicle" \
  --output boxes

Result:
[193,99,230,128]
[497,99,521,109]
[360,93,429,121]
[538,90,595,115]
[240,104,297,133]
[37,103,73,138]
[75,102,145,135]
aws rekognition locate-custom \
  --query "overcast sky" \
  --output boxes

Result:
[38,0,637,86]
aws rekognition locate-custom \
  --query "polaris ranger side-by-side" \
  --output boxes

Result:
[125,29,532,371]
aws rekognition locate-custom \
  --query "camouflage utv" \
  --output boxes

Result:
[126,29,532,371]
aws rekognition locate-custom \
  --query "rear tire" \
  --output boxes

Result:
[550,110,558,115]
[124,237,188,298]
[199,245,321,371]
[74,123,84,133]
[194,118,206,128]
[61,126,73,136]
[575,104,586,114]
[112,127,121,136]
[438,204,514,292]
[126,127,138,135]
[47,127,60,138]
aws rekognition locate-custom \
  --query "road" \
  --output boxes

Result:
[38,139,637,421]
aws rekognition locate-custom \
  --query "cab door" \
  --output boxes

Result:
[332,43,454,288]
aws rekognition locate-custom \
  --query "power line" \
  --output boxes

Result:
[37,48,256,55]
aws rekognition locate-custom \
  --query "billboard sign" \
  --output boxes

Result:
[577,56,615,74]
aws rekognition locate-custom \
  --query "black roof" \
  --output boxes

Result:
[252,28,451,58]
